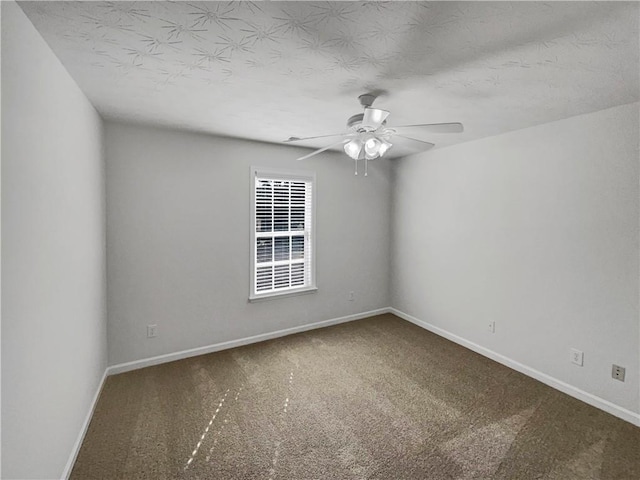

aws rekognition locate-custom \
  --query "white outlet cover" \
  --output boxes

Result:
[612,365,626,382]
[570,348,584,366]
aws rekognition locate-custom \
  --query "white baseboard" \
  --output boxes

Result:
[390,308,640,427]
[62,307,637,479]
[107,308,391,376]
[61,368,108,480]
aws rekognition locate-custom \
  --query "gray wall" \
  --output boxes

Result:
[105,122,392,366]
[391,102,639,415]
[1,3,107,479]
[3,6,636,478]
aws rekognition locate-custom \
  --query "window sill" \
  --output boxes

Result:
[249,286,318,303]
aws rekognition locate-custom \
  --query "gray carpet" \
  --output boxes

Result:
[71,314,640,479]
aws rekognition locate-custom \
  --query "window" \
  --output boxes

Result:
[250,167,316,301]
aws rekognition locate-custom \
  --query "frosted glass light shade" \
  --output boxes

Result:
[364,138,381,156]
[344,139,362,159]
[378,140,392,157]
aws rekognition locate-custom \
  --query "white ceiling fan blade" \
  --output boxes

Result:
[361,107,390,129]
[285,132,351,143]
[296,139,349,161]
[392,122,464,134]
[392,134,435,152]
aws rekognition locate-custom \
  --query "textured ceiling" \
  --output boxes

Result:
[20,1,640,155]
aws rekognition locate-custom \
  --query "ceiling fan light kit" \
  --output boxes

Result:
[286,92,464,176]
[342,135,393,176]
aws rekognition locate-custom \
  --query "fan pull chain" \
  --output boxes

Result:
[354,159,358,175]
[364,158,368,177]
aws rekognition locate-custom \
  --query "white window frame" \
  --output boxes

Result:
[249,167,317,302]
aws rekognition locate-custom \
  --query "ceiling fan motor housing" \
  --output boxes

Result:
[347,113,386,132]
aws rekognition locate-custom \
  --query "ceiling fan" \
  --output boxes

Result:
[284,93,464,176]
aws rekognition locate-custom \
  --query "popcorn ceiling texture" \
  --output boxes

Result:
[71,314,640,479]
[20,1,639,153]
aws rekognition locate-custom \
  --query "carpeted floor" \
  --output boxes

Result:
[71,314,640,479]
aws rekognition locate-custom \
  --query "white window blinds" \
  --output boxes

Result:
[251,169,315,299]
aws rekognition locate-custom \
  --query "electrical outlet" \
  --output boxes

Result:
[147,324,158,338]
[488,321,495,333]
[348,291,355,301]
[612,365,625,382]
[570,348,583,366]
